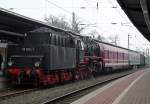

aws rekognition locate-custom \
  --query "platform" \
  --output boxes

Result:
[71,68,150,104]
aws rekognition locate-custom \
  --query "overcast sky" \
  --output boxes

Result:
[0,0,150,53]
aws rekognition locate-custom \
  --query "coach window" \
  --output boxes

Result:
[122,53,124,61]
[110,51,112,59]
[107,50,109,59]
[118,53,120,61]
[114,52,117,60]
[109,51,111,59]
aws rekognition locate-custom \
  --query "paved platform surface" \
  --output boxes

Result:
[71,68,150,104]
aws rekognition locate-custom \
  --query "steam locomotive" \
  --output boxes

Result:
[6,27,145,86]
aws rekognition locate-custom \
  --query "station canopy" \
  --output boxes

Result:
[0,8,64,40]
[2,1,150,42]
[117,0,150,41]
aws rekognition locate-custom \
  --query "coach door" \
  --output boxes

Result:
[0,43,7,71]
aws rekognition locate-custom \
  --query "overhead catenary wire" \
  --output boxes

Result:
[45,0,72,14]
[8,6,114,9]
[45,0,93,24]
[107,0,131,24]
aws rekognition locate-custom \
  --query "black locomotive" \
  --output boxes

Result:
[6,27,145,86]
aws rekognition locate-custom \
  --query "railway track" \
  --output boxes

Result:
[41,71,134,104]
[0,69,140,104]
[0,88,38,100]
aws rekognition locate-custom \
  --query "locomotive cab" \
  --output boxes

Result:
[80,37,102,75]
[82,37,101,63]
[76,39,85,65]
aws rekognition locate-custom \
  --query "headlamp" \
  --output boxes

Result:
[34,62,40,67]
[8,61,13,66]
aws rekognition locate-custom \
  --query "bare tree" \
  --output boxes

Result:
[44,14,86,34]
[44,15,71,31]
[97,35,102,41]
[108,35,119,45]
[88,30,98,39]
[89,30,107,42]
[71,12,87,34]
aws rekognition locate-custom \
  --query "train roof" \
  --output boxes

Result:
[93,39,141,54]
[67,31,142,54]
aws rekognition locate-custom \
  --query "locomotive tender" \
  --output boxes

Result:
[6,27,145,86]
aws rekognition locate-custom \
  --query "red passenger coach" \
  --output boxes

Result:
[98,42,129,72]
